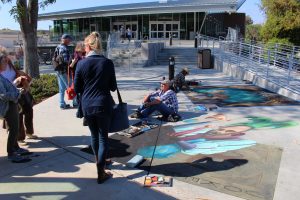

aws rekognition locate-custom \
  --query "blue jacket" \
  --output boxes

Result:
[74,54,117,116]
[0,74,20,118]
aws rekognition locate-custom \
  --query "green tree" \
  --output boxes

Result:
[246,24,263,42]
[245,15,254,25]
[0,0,56,78]
[261,0,300,45]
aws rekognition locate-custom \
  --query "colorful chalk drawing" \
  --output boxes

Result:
[186,105,208,113]
[137,144,181,159]
[193,88,266,104]
[230,116,299,129]
[186,85,300,107]
[138,115,298,159]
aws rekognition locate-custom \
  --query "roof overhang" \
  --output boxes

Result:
[39,0,242,21]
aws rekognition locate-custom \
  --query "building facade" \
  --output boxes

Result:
[39,0,246,41]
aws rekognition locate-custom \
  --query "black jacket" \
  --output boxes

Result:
[74,55,117,116]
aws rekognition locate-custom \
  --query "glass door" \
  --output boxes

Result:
[149,21,180,40]
[125,22,138,39]
[113,22,138,39]
[90,24,97,33]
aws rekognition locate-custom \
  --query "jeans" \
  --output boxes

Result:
[56,72,78,107]
[5,102,20,155]
[138,102,174,118]
[86,114,110,171]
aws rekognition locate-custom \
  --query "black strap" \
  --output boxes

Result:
[146,119,163,176]
[116,88,123,104]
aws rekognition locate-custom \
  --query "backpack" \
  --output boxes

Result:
[52,46,67,72]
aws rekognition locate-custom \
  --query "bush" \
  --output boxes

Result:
[266,38,293,46]
[30,74,58,104]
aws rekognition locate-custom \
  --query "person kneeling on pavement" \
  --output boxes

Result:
[131,80,180,121]
[173,67,190,92]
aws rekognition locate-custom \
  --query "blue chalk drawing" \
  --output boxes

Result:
[137,144,181,159]
[193,88,266,103]
[179,139,256,155]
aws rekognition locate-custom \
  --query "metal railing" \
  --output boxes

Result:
[49,31,110,42]
[107,32,145,70]
[198,34,300,95]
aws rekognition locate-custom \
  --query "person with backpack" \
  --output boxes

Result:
[53,34,77,109]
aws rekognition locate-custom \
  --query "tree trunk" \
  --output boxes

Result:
[23,30,40,78]
[18,0,40,78]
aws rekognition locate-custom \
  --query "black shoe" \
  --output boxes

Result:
[130,111,142,119]
[60,104,71,110]
[97,171,113,184]
[8,153,32,163]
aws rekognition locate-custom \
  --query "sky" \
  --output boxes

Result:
[0,0,265,30]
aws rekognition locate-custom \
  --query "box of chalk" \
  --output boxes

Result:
[126,155,144,168]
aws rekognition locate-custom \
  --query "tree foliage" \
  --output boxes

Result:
[246,24,263,42]
[0,0,56,78]
[245,15,254,25]
[261,0,300,45]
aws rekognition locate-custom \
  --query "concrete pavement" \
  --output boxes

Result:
[1,65,300,200]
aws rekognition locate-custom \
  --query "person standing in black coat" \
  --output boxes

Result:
[74,32,117,184]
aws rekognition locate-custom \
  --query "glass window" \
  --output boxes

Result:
[166,32,170,38]
[166,24,172,31]
[158,24,164,31]
[143,14,149,34]
[151,24,157,31]
[131,15,137,21]
[173,24,178,31]
[132,24,137,31]
[151,32,157,38]
[173,13,180,21]
[62,19,68,34]
[172,32,179,38]
[150,14,157,21]
[101,17,110,32]
[158,32,164,38]
[158,13,172,21]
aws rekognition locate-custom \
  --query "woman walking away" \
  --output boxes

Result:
[74,32,117,184]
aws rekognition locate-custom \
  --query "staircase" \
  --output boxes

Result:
[108,41,144,68]
[156,47,198,66]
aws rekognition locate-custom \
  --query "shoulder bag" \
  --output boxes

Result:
[109,88,129,132]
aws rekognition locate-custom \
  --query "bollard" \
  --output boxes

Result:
[169,35,173,46]
[194,36,198,48]
[168,56,175,80]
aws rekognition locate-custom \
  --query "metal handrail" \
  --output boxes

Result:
[199,34,300,95]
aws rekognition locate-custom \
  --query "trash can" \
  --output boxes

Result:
[197,48,212,69]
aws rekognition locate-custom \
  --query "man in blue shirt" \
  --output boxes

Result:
[131,80,178,119]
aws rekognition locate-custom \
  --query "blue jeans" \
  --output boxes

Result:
[85,114,110,170]
[56,72,78,107]
[138,102,174,118]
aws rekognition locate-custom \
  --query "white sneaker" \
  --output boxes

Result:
[26,134,38,139]
[18,140,28,146]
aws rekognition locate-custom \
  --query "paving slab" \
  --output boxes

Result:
[1,65,300,200]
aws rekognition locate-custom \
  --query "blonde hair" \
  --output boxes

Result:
[0,46,8,62]
[84,32,102,53]
[74,41,85,52]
